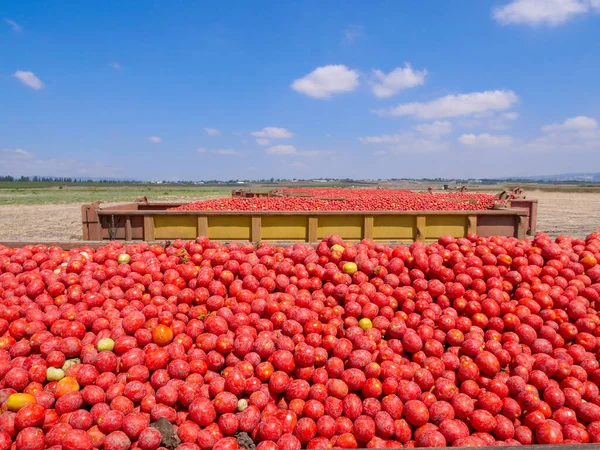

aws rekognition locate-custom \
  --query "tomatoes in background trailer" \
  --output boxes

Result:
[171,188,503,212]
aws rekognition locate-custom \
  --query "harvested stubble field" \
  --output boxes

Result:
[0,185,228,242]
[0,187,598,242]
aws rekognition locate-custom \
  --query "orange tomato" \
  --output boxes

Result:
[497,254,513,267]
[152,324,174,346]
[54,376,80,398]
[581,254,598,270]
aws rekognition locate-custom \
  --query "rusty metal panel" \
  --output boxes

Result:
[130,216,144,240]
[138,204,185,211]
[509,199,538,235]
[102,203,139,211]
[477,214,518,238]
[99,215,127,240]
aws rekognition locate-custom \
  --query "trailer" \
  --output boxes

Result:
[231,189,272,198]
[81,198,537,243]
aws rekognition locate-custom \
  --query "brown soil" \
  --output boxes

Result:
[149,418,180,450]
[526,190,600,238]
[0,204,83,241]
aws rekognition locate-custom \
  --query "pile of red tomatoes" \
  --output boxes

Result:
[171,189,500,212]
[1,231,600,449]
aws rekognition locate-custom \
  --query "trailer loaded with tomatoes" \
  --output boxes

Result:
[80,189,538,243]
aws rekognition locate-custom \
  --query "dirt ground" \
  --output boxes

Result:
[528,190,599,239]
[0,190,598,242]
[0,204,83,241]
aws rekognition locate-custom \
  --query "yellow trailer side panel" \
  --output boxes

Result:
[372,216,415,240]
[261,216,308,241]
[88,201,533,242]
[208,216,251,240]
[425,215,467,239]
[317,215,363,240]
[154,216,197,239]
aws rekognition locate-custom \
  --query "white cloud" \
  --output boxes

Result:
[455,115,600,154]
[391,137,448,153]
[541,115,598,132]
[251,127,293,139]
[212,149,238,156]
[374,90,519,119]
[361,114,600,158]
[0,148,122,177]
[370,64,428,98]
[287,161,310,170]
[299,150,330,157]
[527,127,600,152]
[197,147,239,156]
[266,145,297,155]
[458,111,520,130]
[526,115,600,152]
[148,136,162,144]
[458,133,513,147]
[204,128,221,136]
[1,148,33,158]
[4,19,22,32]
[561,116,598,130]
[291,65,359,99]
[493,0,599,26]
[342,25,364,44]
[359,132,448,153]
[359,134,406,144]
[13,71,44,90]
[111,62,121,70]
[251,127,293,145]
[414,121,452,136]
[263,146,332,157]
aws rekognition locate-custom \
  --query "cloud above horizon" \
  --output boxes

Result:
[291,65,359,99]
[374,90,519,119]
[493,0,600,26]
[13,71,44,90]
[370,64,428,98]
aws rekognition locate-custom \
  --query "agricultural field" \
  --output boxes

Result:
[0,183,230,206]
[0,184,598,242]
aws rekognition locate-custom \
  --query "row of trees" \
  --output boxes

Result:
[0,176,136,183]
[0,175,499,184]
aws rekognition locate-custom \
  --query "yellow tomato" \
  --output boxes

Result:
[6,393,36,411]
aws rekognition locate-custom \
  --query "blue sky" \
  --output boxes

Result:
[1,1,599,181]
